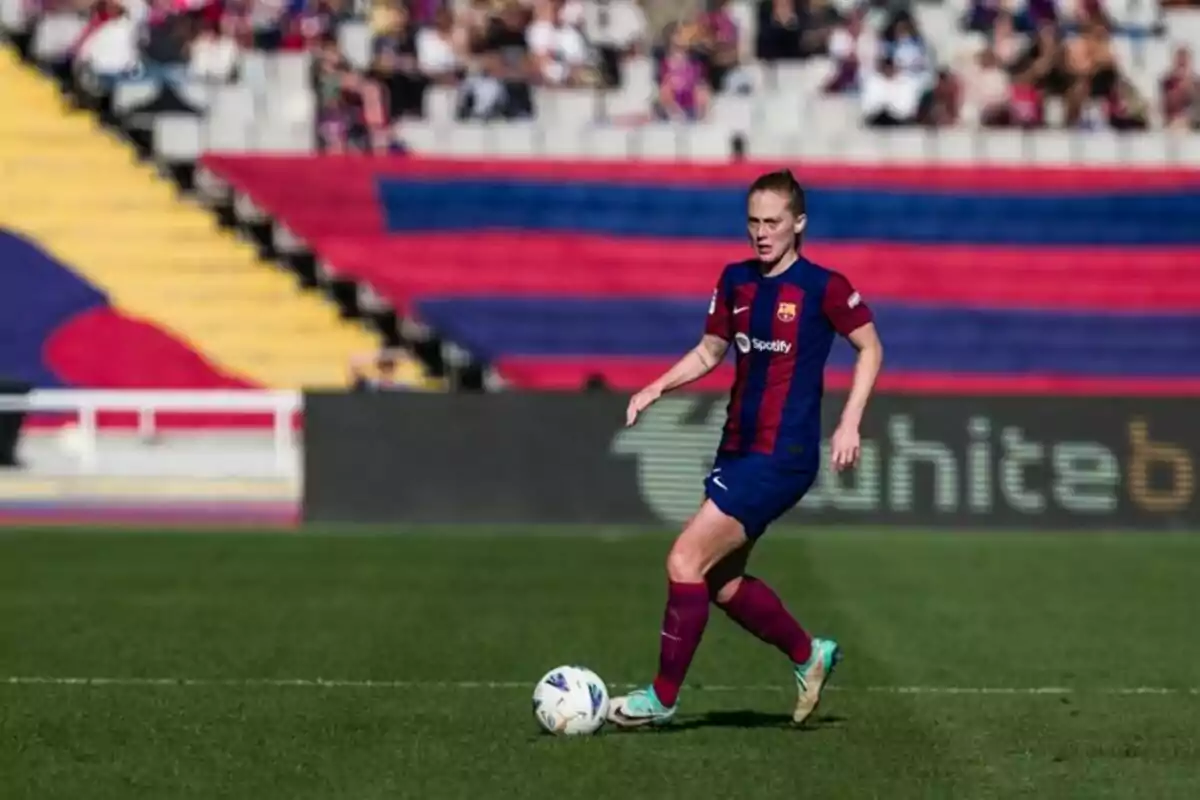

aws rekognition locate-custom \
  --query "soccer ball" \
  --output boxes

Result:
[532,665,609,735]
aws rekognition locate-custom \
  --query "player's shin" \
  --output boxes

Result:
[717,576,812,665]
[651,581,710,708]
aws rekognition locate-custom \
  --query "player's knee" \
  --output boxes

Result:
[665,543,704,584]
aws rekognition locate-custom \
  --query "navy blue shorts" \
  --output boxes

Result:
[703,452,817,539]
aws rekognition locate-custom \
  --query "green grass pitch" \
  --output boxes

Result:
[2,527,1199,799]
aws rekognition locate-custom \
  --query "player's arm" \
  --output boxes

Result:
[625,273,732,426]
[822,274,884,470]
[840,322,884,432]
[652,334,729,393]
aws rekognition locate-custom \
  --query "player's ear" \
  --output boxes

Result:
[793,214,807,237]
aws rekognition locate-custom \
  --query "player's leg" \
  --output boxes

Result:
[607,499,747,728]
[713,569,840,725]
[707,539,811,663]
[704,540,755,604]
[707,475,842,726]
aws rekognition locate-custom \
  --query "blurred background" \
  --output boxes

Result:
[0,0,1197,525]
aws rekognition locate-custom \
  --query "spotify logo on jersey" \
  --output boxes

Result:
[733,333,792,355]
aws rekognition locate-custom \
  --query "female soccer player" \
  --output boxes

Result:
[607,169,884,728]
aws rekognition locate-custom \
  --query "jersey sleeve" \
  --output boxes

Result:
[822,272,874,337]
[703,268,732,340]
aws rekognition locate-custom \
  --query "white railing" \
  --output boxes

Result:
[0,390,301,472]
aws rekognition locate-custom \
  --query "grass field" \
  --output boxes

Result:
[2,527,1199,799]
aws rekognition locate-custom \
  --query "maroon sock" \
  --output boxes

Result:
[651,581,710,707]
[720,576,812,665]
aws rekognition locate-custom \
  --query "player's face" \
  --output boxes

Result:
[747,190,805,265]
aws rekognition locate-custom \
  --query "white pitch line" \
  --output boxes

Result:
[1,676,1197,696]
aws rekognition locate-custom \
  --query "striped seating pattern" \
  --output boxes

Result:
[1,230,249,391]
[202,155,1200,395]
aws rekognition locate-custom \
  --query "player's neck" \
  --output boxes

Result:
[760,250,800,278]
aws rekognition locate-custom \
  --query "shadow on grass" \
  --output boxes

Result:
[651,710,847,733]
[530,712,846,743]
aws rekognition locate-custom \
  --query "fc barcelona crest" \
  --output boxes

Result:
[776,302,797,322]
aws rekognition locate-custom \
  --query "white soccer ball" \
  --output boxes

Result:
[532,665,610,736]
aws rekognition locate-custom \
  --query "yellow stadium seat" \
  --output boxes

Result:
[0,47,428,390]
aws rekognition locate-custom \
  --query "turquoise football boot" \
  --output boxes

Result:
[793,637,842,725]
[607,685,677,729]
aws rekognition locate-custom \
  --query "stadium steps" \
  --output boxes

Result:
[0,46,430,389]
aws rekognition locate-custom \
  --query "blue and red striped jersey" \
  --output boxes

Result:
[704,257,873,469]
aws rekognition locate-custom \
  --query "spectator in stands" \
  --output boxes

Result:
[1107,73,1150,130]
[408,0,441,26]
[297,0,352,50]
[69,0,125,66]
[885,15,935,104]
[241,0,294,51]
[189,12,240,82]
[459,0,535,119]
[989,11,1021,68]
[860,54,923,126]
[370,0,398,37]
[1072,0,1109,28]
[698,0,742,92]
[206,0,253,51]
[460,0,497,51]
[575,0,647,89]
[142,0,199,75]
[1161,45,1199,130]
[1024,0,1059,29]
[1007,74,1045,127]
[655,23,711,120]
[809,0,844,51]
[349,350,409,391]
[312,33,391,152]
[370,1,428,119]
[1008,22,1066,126]
[923,67,962,126]
[527,0,592,87]
[888,17,928,72]
[71,0,141,90]
[960,44,1012,126]
[823,7,869,94]
[1069,15,1120,128]
[962,0,999,34]
[756,0,804,61]
[416,8,467,87]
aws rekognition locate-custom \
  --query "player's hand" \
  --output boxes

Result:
[830,424,861,472]
[626,385,662,427]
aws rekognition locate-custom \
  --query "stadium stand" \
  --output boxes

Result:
[10,0,1199,163]
[0,8,431,393]
[201,154,1200,394]
[0,229,253,389]
[2,0,1198,395]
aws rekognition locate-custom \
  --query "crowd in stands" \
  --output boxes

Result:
[953,0,1152,130]
[830,0,1198,131]
[22,0,1200,149]
[825,9,963,127]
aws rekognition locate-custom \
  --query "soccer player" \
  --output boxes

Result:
[607,169,884,728]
